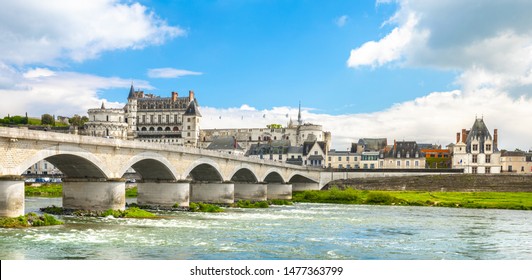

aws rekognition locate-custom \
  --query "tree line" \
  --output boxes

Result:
[0,113,88,128]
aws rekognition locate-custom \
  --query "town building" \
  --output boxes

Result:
[205,137,245,155]
[327,149,360,169]
[450,118,501,174]
[500,150,532,174]
[24,160,62,177]
[245,139,327,167]
[382,140,426,169]
[419,144,451,168]
[356,138,387,169]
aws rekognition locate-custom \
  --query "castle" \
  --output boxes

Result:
[85,85,201,146]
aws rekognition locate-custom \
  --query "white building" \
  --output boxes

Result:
[450,118,501,174]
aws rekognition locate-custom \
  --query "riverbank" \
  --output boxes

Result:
[325,174,532,192]
[293,189,532,210]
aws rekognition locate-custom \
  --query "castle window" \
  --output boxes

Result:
[415,161,419,167]
[486,144,492,151]
[396,161,401,167]
[106,116,109,121]
[346,156,349,162]
[338,156,342,161]
[486,155,491,163]
[473,144,478,151]
[406,161,410,167]
[472,155,478,163]
[486,167,491,174]
[472,167,478,174]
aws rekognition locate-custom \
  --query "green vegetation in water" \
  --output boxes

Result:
[100,207,156,218]
[125,186,138,198]
[268,199,293,205]
[188,202,224,212]
[232,200,269,208]
[293,188,532,210]
[25,183,62,197]
[0,213,63,228]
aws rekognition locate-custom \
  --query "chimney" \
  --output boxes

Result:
[461,129,468,143]
[456,132,460,143]
[494,129,498,147]
[189,90,195,101]
[171,91,178,102]
[394,139,397,152]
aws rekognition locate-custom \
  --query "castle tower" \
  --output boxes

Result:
[183,90,202,146]
[126,84,138,140]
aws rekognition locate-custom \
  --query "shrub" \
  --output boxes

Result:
[365,192,396,205]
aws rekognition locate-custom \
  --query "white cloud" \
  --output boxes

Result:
[335,15,349,27]
[0,68,152,117]
[0,0,184,65]
[147,68,203,78]
[347,12,425,68]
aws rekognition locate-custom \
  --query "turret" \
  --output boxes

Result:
[126,84,138,139]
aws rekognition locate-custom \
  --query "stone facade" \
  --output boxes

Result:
[450,118,501,174]
[86,103,128,139]
[85,85,202,146]
[500,150,532,174]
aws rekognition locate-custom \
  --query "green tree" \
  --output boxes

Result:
[266,124,283,129]
[69,115,88,127]
[41,114,55,125]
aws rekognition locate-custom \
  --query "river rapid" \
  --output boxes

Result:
[0,197,531,260]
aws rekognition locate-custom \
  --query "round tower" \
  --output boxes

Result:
[126,84,138,139]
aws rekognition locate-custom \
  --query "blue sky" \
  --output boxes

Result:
[75,0,454,113]
[1,0,532,150]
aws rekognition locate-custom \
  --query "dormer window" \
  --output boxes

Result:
[473,144,478,151]
[406,152,410,158]
[486,144,492,151]
[415,152,419,158]
[397,153,401,158]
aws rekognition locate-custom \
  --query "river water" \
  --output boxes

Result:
[0,197,531,260]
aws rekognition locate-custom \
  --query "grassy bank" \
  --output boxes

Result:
[40,206,157,218]
[293,188,532,210]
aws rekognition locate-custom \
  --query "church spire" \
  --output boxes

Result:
[101,101,105,109]
[297,101,302,126]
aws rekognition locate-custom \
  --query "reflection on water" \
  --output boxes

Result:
[0,197,531,260]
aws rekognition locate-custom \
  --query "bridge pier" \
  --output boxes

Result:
[292,182,320,191]
[0,177,24,217]
[234,183,267,201]
[190,182,234,204]
[63,179,125,211]
[137,181,190,207]
[267,183,292,200]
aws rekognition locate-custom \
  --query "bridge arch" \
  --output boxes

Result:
[229,167,259,183]
[185,158,224,182]
[262,168,285,183]
[288,173,319,184]
[118,152,178,181]
[16,145,112,179]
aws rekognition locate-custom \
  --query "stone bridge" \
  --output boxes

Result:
[0,127,325,217]
[0,127,461,217]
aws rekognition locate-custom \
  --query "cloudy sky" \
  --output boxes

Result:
[1,0,531,151]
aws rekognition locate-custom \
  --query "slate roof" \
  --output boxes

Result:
[184,100,202,117]
[302,141,326,156]
[386,141,423,159]
[358,138,387,152]
[206,137,243,150]
[465,118,495,153]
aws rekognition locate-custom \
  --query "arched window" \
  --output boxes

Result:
[149,127,155,131]
[157,127,163,131]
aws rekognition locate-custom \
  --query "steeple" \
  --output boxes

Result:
[127,83,135,100]
[101,102,105,109]
[297,101,302,126]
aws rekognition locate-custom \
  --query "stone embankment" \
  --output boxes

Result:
[325,174,532,192]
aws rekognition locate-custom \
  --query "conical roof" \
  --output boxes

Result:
[127,84,136,99]
[184,100,202,117]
